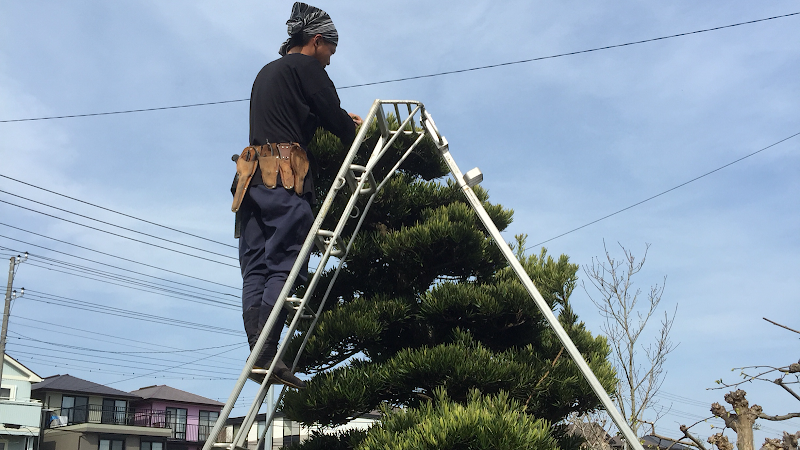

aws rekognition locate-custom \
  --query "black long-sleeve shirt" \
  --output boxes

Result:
[249,53,356,201]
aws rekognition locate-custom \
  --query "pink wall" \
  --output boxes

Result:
[134,400,222,450]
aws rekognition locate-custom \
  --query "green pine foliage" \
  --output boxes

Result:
[280,118,615,450]
[358,389,557,450]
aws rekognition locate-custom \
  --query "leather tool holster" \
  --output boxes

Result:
[256,143,309,196]
[231,146,258,213]
[230,143,310,213]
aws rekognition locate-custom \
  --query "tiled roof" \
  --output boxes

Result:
[130,385,223,407]
[32,374,139,399]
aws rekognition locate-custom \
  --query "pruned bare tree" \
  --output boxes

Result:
[583,242,677,435]
[680,320,800,450]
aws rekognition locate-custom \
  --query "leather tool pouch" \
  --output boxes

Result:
[289,144,309,196]
[257,145,280,189]
[276,144,295,191]
[231,146,258,213]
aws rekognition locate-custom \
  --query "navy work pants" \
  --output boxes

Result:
[238,185,313,363]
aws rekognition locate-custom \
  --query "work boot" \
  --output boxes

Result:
[270,359,306,389]
[249,358,306,389]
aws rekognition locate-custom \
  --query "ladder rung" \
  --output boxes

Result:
[346,165,378,195]
[315,230,345,257]
[282,296,303,312]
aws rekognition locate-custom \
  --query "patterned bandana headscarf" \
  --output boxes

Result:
[278,2,338,56]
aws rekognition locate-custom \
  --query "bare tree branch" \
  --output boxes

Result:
[763,317,800,335]
[680,424,709,450]
[583,242,676,435]
[774,378,800,402]
[758,412,800,421]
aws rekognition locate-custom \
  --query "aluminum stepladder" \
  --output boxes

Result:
[205,100,645,450]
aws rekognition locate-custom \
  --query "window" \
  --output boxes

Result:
[282,419,300,447]
[198,410,219,441]
[99,439,124,450]
[102,399,128,425]
[0,387,10,400]
[61,395,89,424]
[140,442,163,450]
[165,407,187,440]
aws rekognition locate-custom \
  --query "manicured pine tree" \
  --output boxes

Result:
[280,118,615,450]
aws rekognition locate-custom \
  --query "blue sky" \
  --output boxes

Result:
[1,0,799,444]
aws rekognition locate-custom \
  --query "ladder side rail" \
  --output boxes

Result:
[241,107,430,445]
[425,112,645,450]
[254,386,287,450]
[231,100,396,447]
[375,104,390,141]
[202,100,384,450]
[289,131,428,370]
[241,119,429,447]
[363,105,422,172]
[241,103,427,445]
[232,153,376,446]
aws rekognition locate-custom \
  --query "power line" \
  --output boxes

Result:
[20,258,238,308]
[0,225,239,289]
[0,188,236,258]
[1,238,236,297]
[0,173,235,249]
[1,11,797,123]
[22,290,243,335]
[6,345,238,379]
[0,199,239,267]
[15,252,239,309]
[105,346,239,385]
[7,331,245,373]
[10,315,245,364]
[527,129,800,250]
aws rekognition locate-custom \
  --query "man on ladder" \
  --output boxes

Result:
[231,2,362,389]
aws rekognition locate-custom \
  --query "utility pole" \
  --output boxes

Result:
[0,253,27,385]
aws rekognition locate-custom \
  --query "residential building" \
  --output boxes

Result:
[221,410,380,449]
[129,385,223,450]
[0,354,43,450]
[32,374,171,450]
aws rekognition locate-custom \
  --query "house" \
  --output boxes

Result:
[31,374,172,450]
[0,353,43,450]
[129,385,224,450]
[220,410,380,449]
[608,435,692,450]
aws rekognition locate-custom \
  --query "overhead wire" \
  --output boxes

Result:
[7,331,244,373]
[527,129,800,249]
[10,315,246,364]
[105,345,240,385]
[1,239,236,297]
[6,345,238,379]
[11,250,239,308]
[0,226,239,289]
[22,261,239,309]
[21,289,243,335]
[0,11,797,123]
[0,200,239,267]
[0,173,235,248]
[0,188,236,258]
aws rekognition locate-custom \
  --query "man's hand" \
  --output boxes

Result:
[348,112,363,126]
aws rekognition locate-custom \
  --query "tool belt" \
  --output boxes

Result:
[230,143,310,213]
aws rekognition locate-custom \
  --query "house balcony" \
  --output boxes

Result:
[47,407,218,443]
